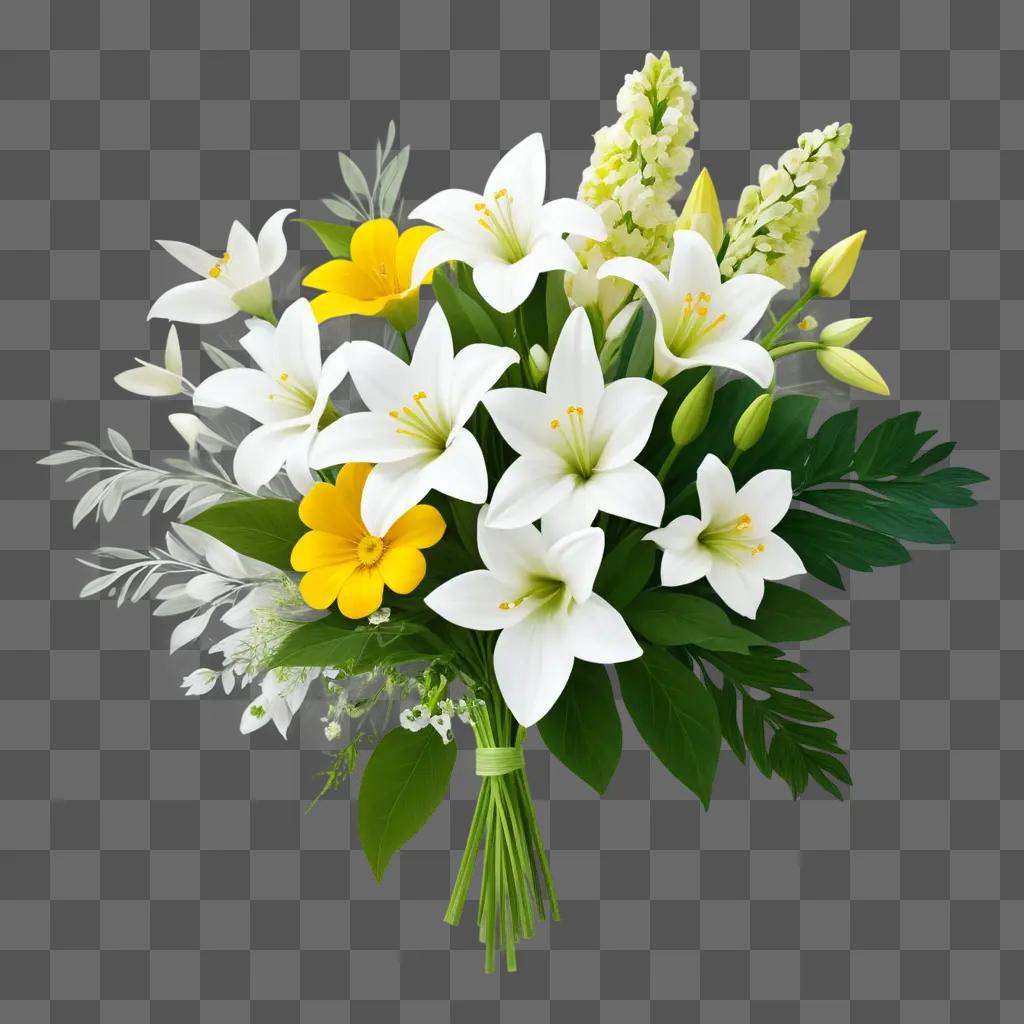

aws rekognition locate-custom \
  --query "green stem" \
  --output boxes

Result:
[657,443,683,483]
[769,340,821,360]
[398,331,412,361]
[759,286,816,349]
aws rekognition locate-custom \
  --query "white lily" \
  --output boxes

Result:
[425,509,642,727]
[168,413,229,457]
[597,229,783,386]
[192,298,349,495]
[484,307,666,532]
[310,303,518,535]
[149,208,292,324]
[114,324,186,397]
[239,672,312,739]
[645,453,805,618]
[408,133,606,313]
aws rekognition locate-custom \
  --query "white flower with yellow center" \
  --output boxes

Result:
[425,509,642,726]
[192,298,349,494]
[483,307,666,532]
[149,208,292,324]
[310,304,519,535]
[597,229,783,386]
[408,133,607,313]
[645,453,805,618]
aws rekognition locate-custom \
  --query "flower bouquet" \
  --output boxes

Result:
[47,54,985,972]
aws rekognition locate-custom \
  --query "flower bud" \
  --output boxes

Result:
[677,168,725,255]
[820,316,871,348]
[797,315,818,332]
[670,371,716,447]
[809,230,866,297]
[733,392,773,452]
[528,344,550,384]
[817,346,889,395]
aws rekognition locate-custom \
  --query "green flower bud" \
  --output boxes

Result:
[817,347,889,395]
[670,371,716,447]
[528,344,549,384]
[677,168,725,255]
[820,316,872,348]
[810,230,866,297]
[733,392,773,452]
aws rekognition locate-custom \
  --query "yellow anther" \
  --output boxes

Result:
[550,418,561,429]
[709,313,727,329]
[736,513,752,531]
[267,394,274,400]
[209,264,222,279]
[357,535,385,567]
[566,405,576,416]
[498,602,511,610]
[493,188,508,200]
[222,251,231,263]
[280,372,289,382]
[575,406,584,416]
[698,291,711,302]
[478,218,492,231]
[413,391,427,401]
[751,543,765,556]
[389,409,400,419]
[697,307,708,317]
[684,292,692,304]
[475,201,487,211]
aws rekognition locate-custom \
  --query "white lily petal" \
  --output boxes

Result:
[697,454,737,516]
[274,297,323,394]
[238,318,279,377]
[360,452,436,536]
[591,376,665,471]
[714,273,785,344]
[225,220,262,287]
[476,511,549,587]
[493,609,575,727]
[240,693,276,734]
[486,455,576,529]
[732,468,793,534]
[545,306,605,417]
[193,367,296,424]
[667,229,722,299]
[645,513,705,550]
[425,569,532,630]
[314,345,351,410]
[484,132,546,213]
[537,197,607,243]
[422,428,489,504]
[157,238,218,278]
[409,188,496,238]
[567,594,643,665]
[148,279,238,324]
[480,387,552,456]
[659,542,714,588]
[538,483,601,536]
[753,533,805,581]
[522,236,580,275]
[284,425,317,495]
[449,343,521,430]
[410,302,455,413]
[310,412,430,468]
[695,336,775,388]
[544,526,604,603]
[114,362,182,397]
[706,560,765,619]
[256,208,293,277]
[233,420,307,494]
[164,325,183,376]
[597,256,675,336]
[408,226,499,286]
[581,462,665,528]
[345,339,413,415]
[472,255,541,314]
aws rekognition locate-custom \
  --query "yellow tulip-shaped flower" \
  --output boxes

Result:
[302,219,438,332]
[290,462,445,619]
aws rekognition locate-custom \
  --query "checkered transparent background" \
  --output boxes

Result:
[1,0,1020,1020]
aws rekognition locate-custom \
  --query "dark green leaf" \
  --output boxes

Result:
[430,269,481,349]
[802,408,857,487]
[625,591,762,653]
[538,662,622,794]
[750,582,848,642]
[769,729,809,796]
[267,617,441,672]
[800,488,953,544]
[444,497,481,564]
[623,312,655,379]
[545,271,571,349]
[358,726,457,881]
[853,411,927,479]
[742,695,771,775]
[594,530,655,610]
[733,393,818,484]
[618,645,721,807]
[705,648,810,692]
[764,692,834,723]
[186,498,305,571]
[295,218,354,258]
[703,670,746,763]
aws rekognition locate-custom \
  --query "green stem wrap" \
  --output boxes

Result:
[475,747,525,776]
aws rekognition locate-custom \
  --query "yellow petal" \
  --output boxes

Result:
[336,566,385,619]
[350,219,399,278]
[299,563,358,610]
[291,531,357,572]
[379,546,427,595]
[309,292,391,324]
[395,225,440,287]
[385,503,446,550]
[297,478,365,540]
[302,259,381,299]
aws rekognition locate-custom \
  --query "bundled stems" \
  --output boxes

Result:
[444,676,559,972]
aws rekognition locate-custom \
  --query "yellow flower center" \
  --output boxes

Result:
[388,391,449,449]
[669,291,728,357]
[474,189,526,262]
[357,534,385,567]
[549,404,593,478]
[208,250,232,281]
[700,512,765,565]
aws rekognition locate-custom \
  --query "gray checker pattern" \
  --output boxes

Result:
[0,0,1019,1020]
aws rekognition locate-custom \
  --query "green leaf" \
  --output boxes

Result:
[733,393,819,484]
[853,411,929,479]
[186,498,304,571]
[704,648,810,692]
[358,726,457,881]
[594,530,655,610]
[750,582,848,642]
[623,312,655,379]
[545,270,571,349]
[538,662,622,794]
[625,591,762,653]
[802,408,857,487]
[742,695,771,775]
[769,729,809,796]
[444,497,481,564]
[295,218,355,258]
[800,488,953,544]
[430,269,479,349]
[867,467,987,509]
[701,666,745,763]
[267,617,441,673]
[618,645,721,807]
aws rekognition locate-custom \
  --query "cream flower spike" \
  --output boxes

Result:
[149,208,292,325]
[598,229,783,386]
[408,133,607,313]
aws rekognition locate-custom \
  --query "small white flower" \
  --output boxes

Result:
[484,307,666,533]
[168,413,229,457]
[149,209,292,325]
[240,672,311,739]
[400,704,431,732]
[425,507,642,727]
[408,133,606,313]
[645,453,805,618]
[192,298,349,494]
[114,324,185,397]
[598,229,783,386]
[430,710,453,744]
[323,720,343,742]
[181,667,218,696]
[368,607,391,626]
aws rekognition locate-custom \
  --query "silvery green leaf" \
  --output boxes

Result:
[201,342,243,371]
[383,120,396,161]
[107,428,134,461]
[338,152,371,203]
[378,146,410,218]
[64,466,109,482]
[142,489,163,516]
[95,546,146,560]
[322,195,365,221]
[38,449,91,465]
[80,573,122,599]
[73,478,111,527]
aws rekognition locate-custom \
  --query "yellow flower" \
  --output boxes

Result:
[302,219,438,332]
[290,462,445,619]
